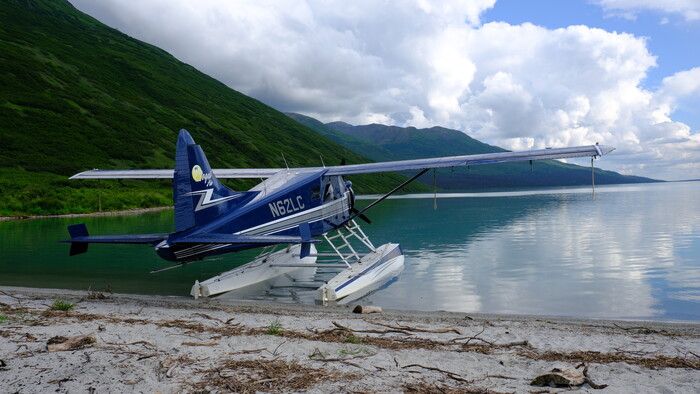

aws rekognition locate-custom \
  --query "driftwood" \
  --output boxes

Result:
[102,340,156,349]
[47,335,96,352]
[402,363,472,383]
[332,320,413,335]
[181,341,218,347]
[352,305,383,314]
[228,348,267,355]
[531,363,607,389]
[367,320,461,334]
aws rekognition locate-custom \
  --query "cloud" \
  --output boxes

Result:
[657,67,700,99]
[70,0,699,180]
[593,0,700,22]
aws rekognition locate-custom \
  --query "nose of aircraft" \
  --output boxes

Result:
[345,180,355,209]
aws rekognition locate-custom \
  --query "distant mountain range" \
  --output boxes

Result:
[287,113,657,189]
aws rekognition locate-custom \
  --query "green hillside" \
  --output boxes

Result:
[0,0,414,215]
[289,113,657,189]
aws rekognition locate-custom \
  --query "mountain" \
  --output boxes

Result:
[0,0,416,215]
[285,113,404,163]
[288,113,657,189]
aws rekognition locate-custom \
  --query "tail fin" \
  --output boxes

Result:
[173,129,255,231]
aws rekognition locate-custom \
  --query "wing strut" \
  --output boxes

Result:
[591,157,596,200]
[348,168,429,224]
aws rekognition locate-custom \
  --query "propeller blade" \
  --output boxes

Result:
[351,208,372,224]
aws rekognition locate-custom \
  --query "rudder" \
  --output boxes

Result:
[173,129,255,230]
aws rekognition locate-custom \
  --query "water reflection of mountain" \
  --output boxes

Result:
[356,193,572,314]
[362,184,700,320]
[356,193,560,250]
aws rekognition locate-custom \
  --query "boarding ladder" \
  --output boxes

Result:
[323,219,376,268]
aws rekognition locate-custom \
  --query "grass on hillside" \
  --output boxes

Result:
[0,168,172,216]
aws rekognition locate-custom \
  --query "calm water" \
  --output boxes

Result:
[1,182,699,321]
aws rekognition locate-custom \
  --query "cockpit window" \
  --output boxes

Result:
[323,183,334,201]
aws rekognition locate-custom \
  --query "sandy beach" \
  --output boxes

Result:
[1,286,699,393]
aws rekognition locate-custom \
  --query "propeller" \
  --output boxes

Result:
[346,181,371,224]
[352,207,372,224]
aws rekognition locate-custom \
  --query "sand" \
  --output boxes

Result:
[1,286,699,393]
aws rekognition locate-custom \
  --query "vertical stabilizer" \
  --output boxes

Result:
[174,130,196,231]
[173,129,255,231]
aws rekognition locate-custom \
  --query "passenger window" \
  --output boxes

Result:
[311,185,321,200]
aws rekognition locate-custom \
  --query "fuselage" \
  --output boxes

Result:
[155,170,353,262]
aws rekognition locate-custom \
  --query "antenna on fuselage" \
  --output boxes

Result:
[320,155,326,168]
[281,153,290,170]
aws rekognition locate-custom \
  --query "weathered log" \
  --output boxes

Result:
[352,305,383,314]
[47,335,96,352]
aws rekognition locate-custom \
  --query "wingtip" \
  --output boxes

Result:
[597,144,615,155]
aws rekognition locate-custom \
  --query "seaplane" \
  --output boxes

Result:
[63,129,613,304]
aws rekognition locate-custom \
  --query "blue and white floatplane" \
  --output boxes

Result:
[63,128,612,304]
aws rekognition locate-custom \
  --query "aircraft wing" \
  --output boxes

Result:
[324,145,614,175]
[70,168,281,179]
[69,144,613,179]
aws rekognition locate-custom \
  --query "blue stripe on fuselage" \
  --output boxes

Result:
[161,171,352,262]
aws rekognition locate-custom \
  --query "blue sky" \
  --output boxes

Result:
[484,0,700,128]
[72,0,700,181]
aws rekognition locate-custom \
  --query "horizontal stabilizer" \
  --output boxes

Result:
[62,224,168,256]
[173,233,321,245]
[61,234,169,244]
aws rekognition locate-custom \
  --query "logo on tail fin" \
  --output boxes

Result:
[187,189,243,212]
[191,165,203,182]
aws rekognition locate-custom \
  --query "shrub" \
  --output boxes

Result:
[50,299,74,311]
[266,318,282,335]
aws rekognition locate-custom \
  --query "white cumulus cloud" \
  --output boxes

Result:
[70,0,700,180]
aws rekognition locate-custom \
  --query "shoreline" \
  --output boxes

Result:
[0,206,172,221]
[1,286,698,392]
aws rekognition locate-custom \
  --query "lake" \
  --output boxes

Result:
[1,181,699,321]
